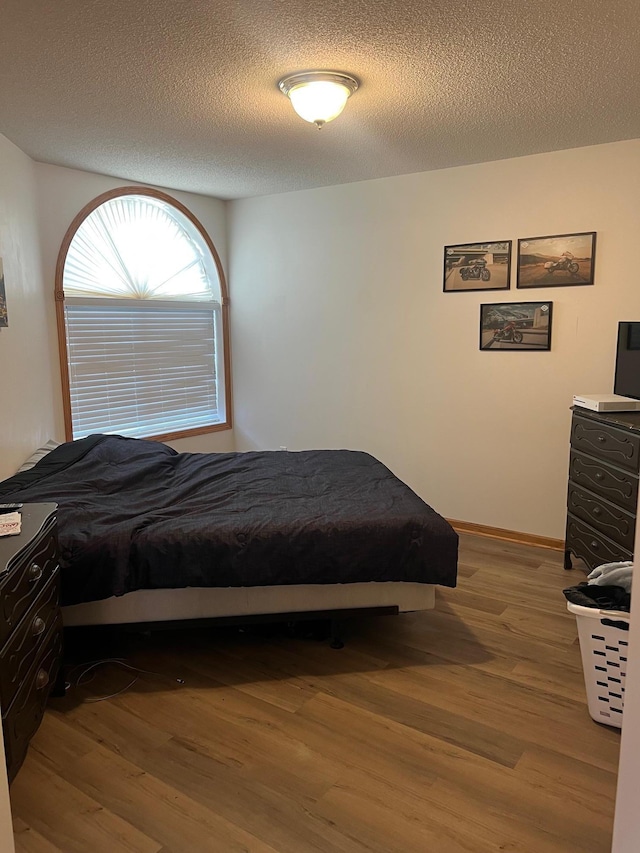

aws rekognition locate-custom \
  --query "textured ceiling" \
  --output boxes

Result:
[0,0,639,199]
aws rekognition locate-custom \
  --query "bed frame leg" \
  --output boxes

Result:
[329,618,344,649]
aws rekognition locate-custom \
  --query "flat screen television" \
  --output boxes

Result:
[614,322,640,400]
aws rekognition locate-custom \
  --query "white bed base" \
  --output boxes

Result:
[61,582,436,627]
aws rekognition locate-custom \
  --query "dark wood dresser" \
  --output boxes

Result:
[0,503,63,783]
[565,408,640,571]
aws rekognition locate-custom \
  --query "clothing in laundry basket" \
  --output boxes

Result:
[562,583,631,612]
[563,560,634,612]
[587,560,634,592]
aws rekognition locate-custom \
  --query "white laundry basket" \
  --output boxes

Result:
[568,601,630,728]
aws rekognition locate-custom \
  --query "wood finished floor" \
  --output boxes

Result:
[10,533,620,853]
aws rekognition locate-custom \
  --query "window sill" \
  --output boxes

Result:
[144,421,233,444]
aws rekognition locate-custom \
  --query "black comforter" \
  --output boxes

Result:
[0,435,458,606]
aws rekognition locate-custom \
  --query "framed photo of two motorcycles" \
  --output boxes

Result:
[443,231,596,292]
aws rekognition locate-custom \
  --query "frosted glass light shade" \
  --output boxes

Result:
[288,81,349,125]
[279,72,359,128]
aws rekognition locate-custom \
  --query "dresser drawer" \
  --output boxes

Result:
[3,618,63,784]
[566,514,633,571]
[0,520,58,647]
[571,415,640,472]
[567,483,636,552]
[0,569,60,711]
[569,450,639,512]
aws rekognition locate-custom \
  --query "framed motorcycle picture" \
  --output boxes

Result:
[443,240,512,292]
[516,232,596,288]
[480,301,553,351]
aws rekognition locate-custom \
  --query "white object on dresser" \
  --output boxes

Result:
[573,394,640,413]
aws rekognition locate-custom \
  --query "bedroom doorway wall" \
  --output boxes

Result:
[0,134,56,481]
[612,508,640,851]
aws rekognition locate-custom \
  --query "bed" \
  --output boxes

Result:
[0,435,458,636]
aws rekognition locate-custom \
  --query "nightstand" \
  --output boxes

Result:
[0,503,63,783]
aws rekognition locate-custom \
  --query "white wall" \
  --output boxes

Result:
[613,514,640,850]
[0,134,43,845]
[34,163,234,453]
[228,139,640,539]
[0,135,56,480]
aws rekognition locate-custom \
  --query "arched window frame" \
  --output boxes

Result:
[55,186,232,442]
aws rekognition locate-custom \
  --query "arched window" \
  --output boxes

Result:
[55,188,231,441]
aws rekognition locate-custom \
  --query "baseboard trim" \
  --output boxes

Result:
[447,519,564,552]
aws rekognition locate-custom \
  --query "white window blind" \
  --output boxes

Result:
[62,194,225,439]
[66,301,221,438]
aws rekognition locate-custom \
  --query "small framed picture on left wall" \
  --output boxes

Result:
[0,258,7,327]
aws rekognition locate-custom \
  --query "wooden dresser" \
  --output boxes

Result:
[0,503,63,783]
[565,408,640,571]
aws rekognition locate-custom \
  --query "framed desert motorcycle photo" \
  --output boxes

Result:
[443,240,512,292]
[479,301,553,351]
[516,232,596,288]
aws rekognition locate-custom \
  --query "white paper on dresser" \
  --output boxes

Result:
[0,512,21,537]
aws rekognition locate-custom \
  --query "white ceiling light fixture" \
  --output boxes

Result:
[278,71,359,129]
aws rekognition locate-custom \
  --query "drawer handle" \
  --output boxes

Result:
[595,472,604,480]
[591,541,600,549]
[32,617,46,637]
[597,436,606,443]
[35,669,49,690]
[28,563,43,583]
